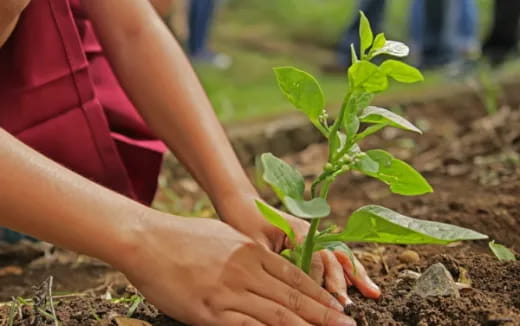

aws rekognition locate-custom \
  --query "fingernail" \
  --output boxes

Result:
[337,293,353,307]
[330,298,344,312]
[336,316,357,326]
[368,279,381,292]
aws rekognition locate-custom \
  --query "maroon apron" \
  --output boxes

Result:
[0,0,166,205]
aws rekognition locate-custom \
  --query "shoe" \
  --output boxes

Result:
[190,51,232,70]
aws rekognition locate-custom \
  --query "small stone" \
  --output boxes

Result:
[398,250,421,264]
[399,270,421,280]
[412,263,460,298]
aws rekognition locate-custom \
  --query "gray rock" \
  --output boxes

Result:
[412,263,460,298]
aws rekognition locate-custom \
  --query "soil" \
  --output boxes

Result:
[1,87,519,325]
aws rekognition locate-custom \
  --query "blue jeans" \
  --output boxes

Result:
[483,0,520,64]
[410,0,478,67]
[188,0,216,57]
[338,0,387,67]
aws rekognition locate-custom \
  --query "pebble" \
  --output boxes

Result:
[412,263,460,298]
[398,250,421,264]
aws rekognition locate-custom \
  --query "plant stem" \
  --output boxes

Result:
[48,276,59,326]
[328,90,352,161]
[300,218,320,274]
[8,299,17,326]
[319,178,334,198]
[311,171,331,198]
[300,182,332,274]
[313,122,330,138]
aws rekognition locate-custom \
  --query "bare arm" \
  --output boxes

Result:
[0,128,146,265]
[0,128,351,326]
[0,0,30,47]
[83,0,265,235]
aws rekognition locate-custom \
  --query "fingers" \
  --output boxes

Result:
[309,252,325,285]
[219,311,267,326]
[321,250,352,306]
[234,292,313,326]
[334,251,381,299]
[250,273,357,326]
[262,251,344,312]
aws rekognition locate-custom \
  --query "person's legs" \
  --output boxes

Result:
[187,0,216,57]
[337,0,386,67]
[456,0,479,56]
[483,0,520,64]
[420,0,453,68]
[409,0,424,65]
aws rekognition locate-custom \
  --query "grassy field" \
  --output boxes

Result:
[190,0,498,123]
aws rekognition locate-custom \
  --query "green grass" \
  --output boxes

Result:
[192,0,497,123]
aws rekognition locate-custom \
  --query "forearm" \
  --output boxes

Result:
[0,129,149,268]
[84,1,259,225]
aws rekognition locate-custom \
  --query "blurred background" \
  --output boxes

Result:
[148,0,520,217]
[156,0,520,123]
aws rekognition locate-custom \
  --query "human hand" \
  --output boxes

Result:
[264,214,381,306]
[216,195,381,307]
[117,213,357,326]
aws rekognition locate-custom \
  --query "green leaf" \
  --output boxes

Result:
[354,92,375,112]
[362,150,433,195]
[374,40,410,57]
[260,153,304,201]
[331,132,348,157]
[348,61,388,93]
[284,196,331,219]
[274,67,325,122]
[280,248,302,265]
[353,153,379,174]
[371,33,386,53]
[340,205,488,244]
[359,11,373,56]
[380,60,423,83]
[360,106,422,133]
[345,116,360,141]
[350,44,359,64]
[255,200,296,245]
[281,249,294,261]
[337,132,348,151]
[489,241,517,261]
[353,124,386,143]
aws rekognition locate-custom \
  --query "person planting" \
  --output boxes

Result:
[0,1,379,325]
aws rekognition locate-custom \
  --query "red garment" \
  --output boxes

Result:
[0,0,166,204]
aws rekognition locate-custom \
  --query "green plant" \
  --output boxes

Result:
[489,241,517,262]
[255,12,488,274]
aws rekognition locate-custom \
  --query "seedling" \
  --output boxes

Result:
[255,12,488,274]
[489,241,517,262]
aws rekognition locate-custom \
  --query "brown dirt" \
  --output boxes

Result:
[0,87,519,325]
